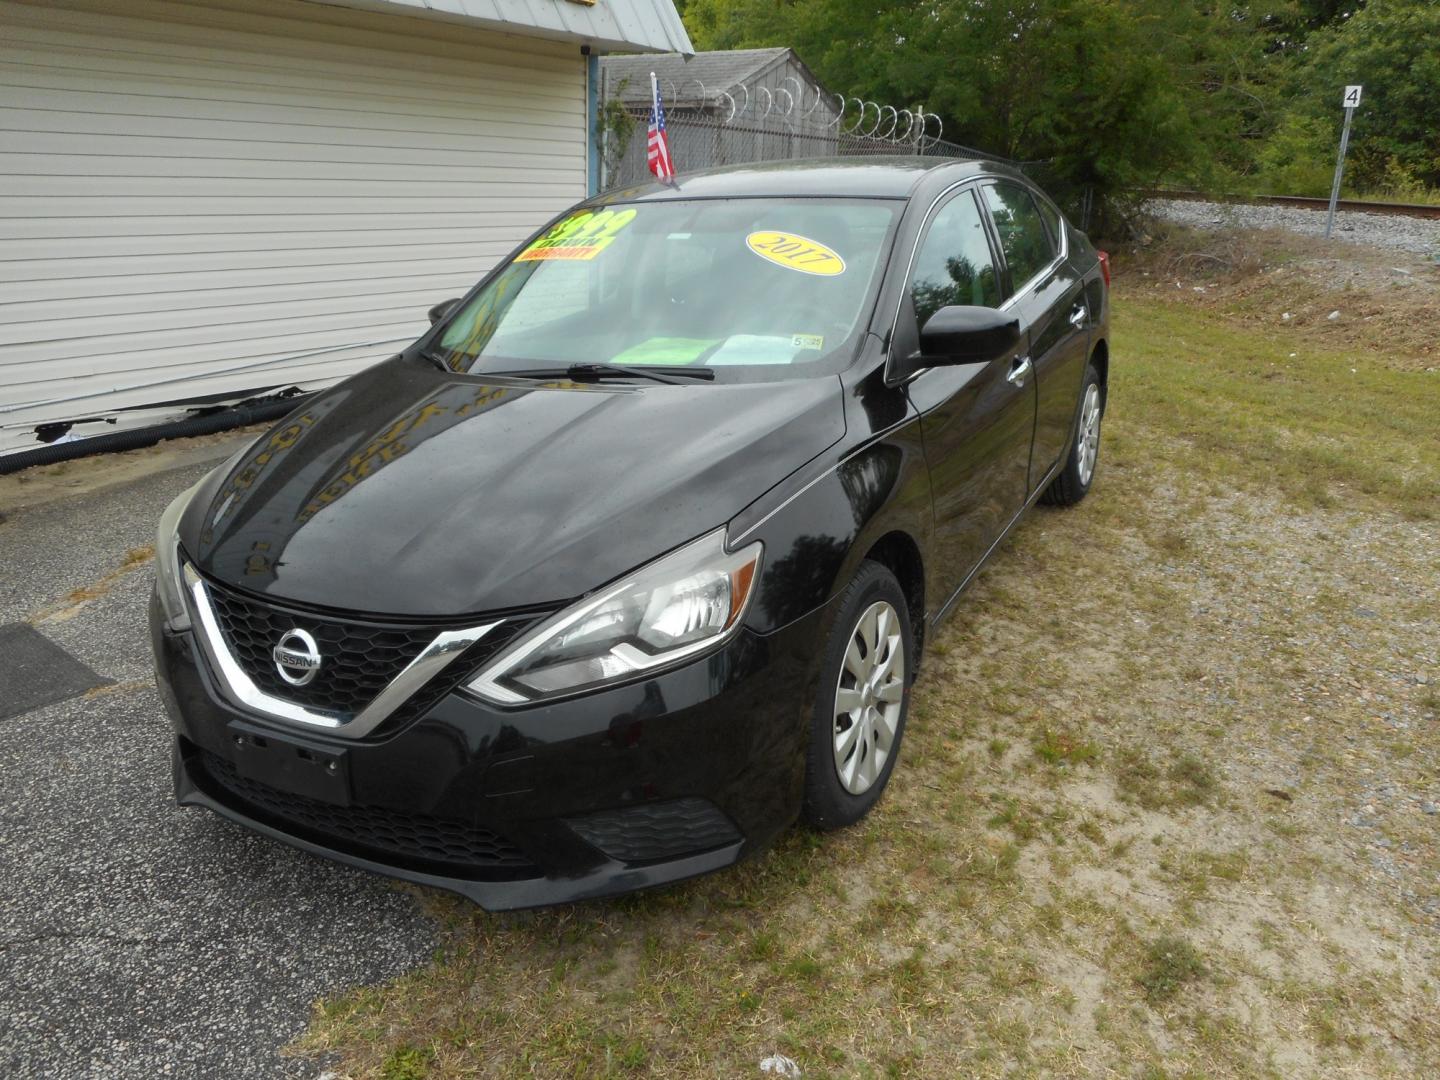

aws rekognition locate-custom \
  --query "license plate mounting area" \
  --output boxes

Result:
[226,726,350,806]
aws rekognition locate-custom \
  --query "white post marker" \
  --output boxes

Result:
[1325,85,1362,239]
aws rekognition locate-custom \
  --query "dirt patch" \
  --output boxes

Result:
[0,425,262,515]
[910,461,1439,1075]
[30,545,157,625]
[1115,218,1440,371]
[83,678,154,700]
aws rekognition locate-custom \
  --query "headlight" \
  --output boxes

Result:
[466,529,762,704]
[154,437,261,630]
[154,479,203,631]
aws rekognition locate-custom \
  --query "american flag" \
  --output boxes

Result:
[647,72,675,183]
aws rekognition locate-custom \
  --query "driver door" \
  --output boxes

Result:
[900,186,1037,612]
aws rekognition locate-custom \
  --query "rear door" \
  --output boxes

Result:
[901,186,1036,609]
[980,181,1091,488]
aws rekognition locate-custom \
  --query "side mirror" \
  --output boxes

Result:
[428,298,461,325]
[918,306,1021,365]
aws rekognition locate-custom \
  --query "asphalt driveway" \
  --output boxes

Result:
[0,437,436,1079]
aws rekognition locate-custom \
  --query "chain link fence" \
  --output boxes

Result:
[598,78,989,192]
[593,75,1093,228]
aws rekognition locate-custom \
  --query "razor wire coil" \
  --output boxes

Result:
[597,74,978,190]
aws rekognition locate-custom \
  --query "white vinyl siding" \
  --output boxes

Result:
[0,0,586,453]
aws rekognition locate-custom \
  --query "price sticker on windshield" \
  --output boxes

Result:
[746,231,846,276]
[518,208,636,262]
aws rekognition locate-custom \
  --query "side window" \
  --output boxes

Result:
[909,190,1001,329]
[982,182,1055,290]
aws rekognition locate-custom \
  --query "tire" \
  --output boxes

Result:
[801,561,916,830]
[1042,363,1104,507]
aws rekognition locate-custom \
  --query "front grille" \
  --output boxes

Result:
[201,578,536,728]
[568,798,741,864]
[205,584,443,714]
[198,750,538,873]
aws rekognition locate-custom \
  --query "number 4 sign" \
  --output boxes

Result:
[1327,86,1363,238]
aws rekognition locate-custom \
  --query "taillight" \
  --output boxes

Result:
[1097,250,1111,289]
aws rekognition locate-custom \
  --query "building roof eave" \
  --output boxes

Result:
[309,0,693,56]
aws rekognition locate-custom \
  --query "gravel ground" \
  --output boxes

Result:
[1148,197,1440,256]
[0,445,436,1079]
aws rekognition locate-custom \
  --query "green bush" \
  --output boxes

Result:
[1254,114,1337,197]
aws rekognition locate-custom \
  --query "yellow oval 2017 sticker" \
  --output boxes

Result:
[746,231,846,276]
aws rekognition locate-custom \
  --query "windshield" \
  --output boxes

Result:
[428,198,901,383]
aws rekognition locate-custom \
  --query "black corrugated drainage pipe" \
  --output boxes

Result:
[0,393,312,477]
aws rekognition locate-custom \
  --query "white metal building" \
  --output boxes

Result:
[0,0,691,455]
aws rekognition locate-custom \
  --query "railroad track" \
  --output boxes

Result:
[1148,190,1440,221]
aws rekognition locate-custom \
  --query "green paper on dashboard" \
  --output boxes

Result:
[610,338,718,366]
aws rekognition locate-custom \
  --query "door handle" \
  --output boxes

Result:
[1068,305,1087,328]
[1007,355,1032,388]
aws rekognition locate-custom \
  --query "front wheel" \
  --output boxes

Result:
[801,561,915,830]
[1042,364,1104,506]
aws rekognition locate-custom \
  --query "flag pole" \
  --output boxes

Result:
[649,70,674,186]
[646,70,677,185]
[650,70,658,177]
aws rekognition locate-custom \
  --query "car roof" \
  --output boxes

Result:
[591,157,1029,204]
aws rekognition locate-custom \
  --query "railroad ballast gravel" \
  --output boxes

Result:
[1147,198,1440,258]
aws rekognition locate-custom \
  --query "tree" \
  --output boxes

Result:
[1256,0,1368,55]
[1287,0,1440,190]
[684,0,1223,223]
[678,0,1438,213]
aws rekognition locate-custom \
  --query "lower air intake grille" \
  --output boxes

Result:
[199,750,536,873]
[567,798,741,864]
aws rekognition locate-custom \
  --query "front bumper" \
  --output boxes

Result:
[151,593,826,910]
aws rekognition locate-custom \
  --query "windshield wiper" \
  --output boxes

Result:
[570,363,714,384]
[493,363,715,385]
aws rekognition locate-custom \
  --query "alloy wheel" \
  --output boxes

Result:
[1077,383,1102,486]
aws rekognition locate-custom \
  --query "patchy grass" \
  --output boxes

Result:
[381,1045,436,1080]
[1137,935,1207,1003]
[1034,727,1100,767]
[1119,218,1440,373]
[1116,296,1440,519]
[1116,749,1217,810]
[294,268,1440,1077]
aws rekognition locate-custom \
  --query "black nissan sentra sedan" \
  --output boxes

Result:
[151,158,1109,910]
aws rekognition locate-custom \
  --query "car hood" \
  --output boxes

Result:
[182,356,845,617]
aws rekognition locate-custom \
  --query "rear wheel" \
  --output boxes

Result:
[801,561,914,830]
[1042,364,1103,506]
